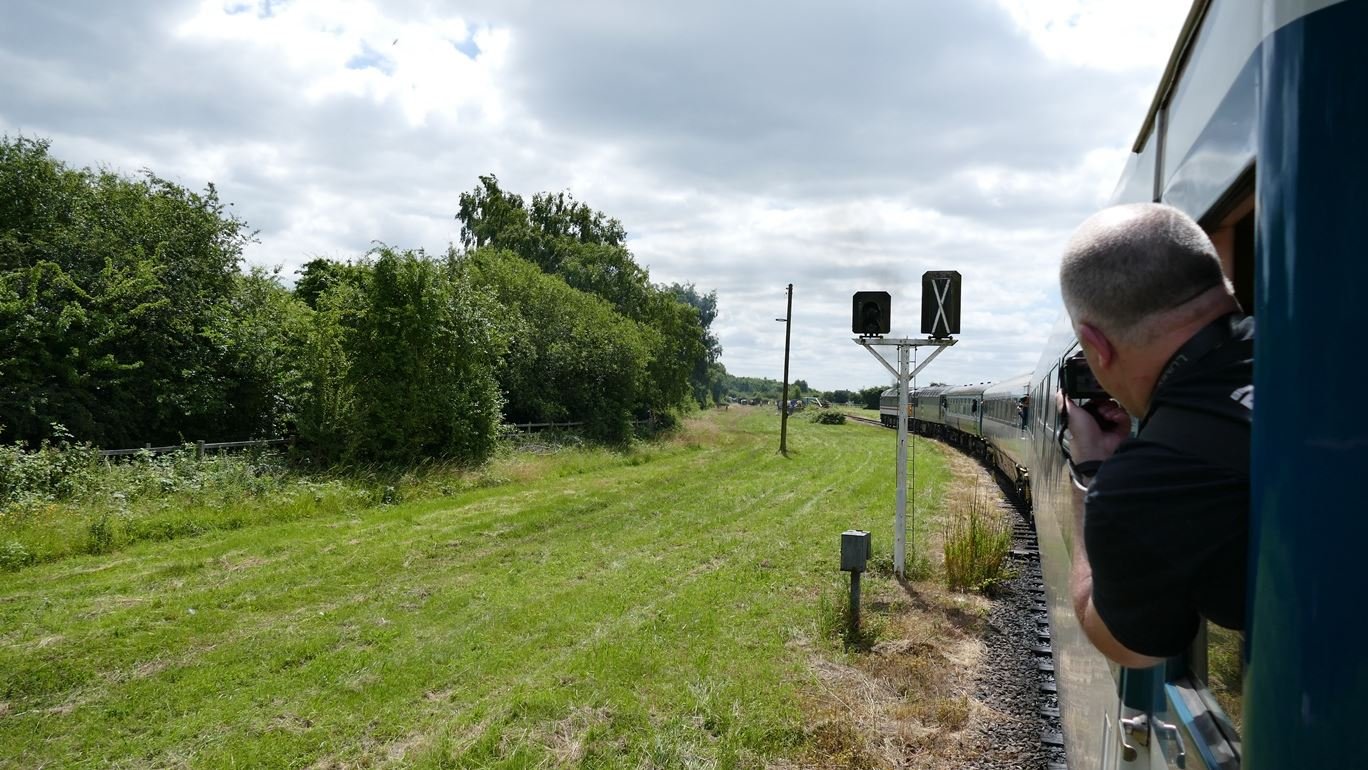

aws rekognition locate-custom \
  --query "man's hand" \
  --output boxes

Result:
[1056,390,1129,464]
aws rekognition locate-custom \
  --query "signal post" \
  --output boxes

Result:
[852,272,961,578]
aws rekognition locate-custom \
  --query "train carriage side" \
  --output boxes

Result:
[910,384,950,435]
[940,384,986,451]
[1027,1,1366,768]
[877,386,900,427]
[979,374,1032,503]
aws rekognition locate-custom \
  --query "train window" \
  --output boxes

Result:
[1195,178,1253,743]
[1201,170,1255,315]
[971,400,978,414]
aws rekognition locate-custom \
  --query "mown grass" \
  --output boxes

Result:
[0,408,949,769]
[0,432,687,572]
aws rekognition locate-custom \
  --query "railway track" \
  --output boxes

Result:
[845,413,885,429]
[846,411,1066,769]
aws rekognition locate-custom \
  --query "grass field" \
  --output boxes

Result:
[0,409,955,769]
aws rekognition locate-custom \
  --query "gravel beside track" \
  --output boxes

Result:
[850,412,1067,769]
[958,478,1066,770]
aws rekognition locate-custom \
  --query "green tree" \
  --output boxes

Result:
[666,283,722,406]
[824,389,855,405]
[460,249,648,443]
[293,257,366,309]
[455,176,712,419]
[340,247,503,466]
[0,136,254,446]
[858,386,886,410]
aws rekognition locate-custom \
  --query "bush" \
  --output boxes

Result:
[344,248,504,466]
[943,483,1013,594]
[461,249,649,443]
[294,248,505,467]
[0,135,256,448]
[0,540,33,571]
[0,429,100,507]
[812,412,846,425]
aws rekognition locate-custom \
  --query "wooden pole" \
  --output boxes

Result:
[779,284,793,456]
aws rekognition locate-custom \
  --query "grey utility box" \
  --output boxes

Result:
[841,530,872,572]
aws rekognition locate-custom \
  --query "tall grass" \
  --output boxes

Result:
[0,425,699,572]
[943,478,1013,594]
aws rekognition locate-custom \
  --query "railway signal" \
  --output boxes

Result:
[921,271,961,339]
[852,272,960,578]
[851,291,891,336]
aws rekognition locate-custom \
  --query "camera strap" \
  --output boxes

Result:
[1140,313,1250,475]
[1055,404,1106,483]
[1154,313,1239,391]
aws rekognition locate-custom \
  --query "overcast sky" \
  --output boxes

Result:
[1,0,1190,392]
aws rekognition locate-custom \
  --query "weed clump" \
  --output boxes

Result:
[811,412,846,425]
[943,479,1013,594]
[817,576,883,650]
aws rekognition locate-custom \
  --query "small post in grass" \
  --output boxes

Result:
[840,530,872,638]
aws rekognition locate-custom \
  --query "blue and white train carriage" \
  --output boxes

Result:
[1026,0,1367,768]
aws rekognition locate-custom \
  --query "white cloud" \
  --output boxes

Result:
[0,0,1192,391]
[994,0,1191,72]
[176,0,512,127]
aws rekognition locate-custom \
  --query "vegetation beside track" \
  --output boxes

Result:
[1,408,957,769]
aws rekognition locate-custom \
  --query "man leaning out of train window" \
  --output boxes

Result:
[1055,203,1252,669]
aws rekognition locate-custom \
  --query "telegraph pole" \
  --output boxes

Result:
[778,283,793,456]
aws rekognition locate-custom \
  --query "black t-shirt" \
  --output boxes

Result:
[1083,316,1253,658]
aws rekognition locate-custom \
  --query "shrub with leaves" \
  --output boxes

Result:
[0,427,99,507]
[341,248,504,466]
[0,135,258,447]
[460,248,648,443]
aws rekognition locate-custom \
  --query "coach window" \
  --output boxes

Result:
[1193,176,1254,739]
[1202,172,1255,315]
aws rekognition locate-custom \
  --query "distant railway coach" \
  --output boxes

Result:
[910,385,949,434]
[939,384,986,450]
[979,375,1031,504]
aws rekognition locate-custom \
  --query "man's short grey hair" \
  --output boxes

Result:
[1060,203,1227,343]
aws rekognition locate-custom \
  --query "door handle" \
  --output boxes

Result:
[1118,714,1149,762]
[1154,718,1187,769]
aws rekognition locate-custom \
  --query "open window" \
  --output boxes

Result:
[1183,167,1253,745]
[1201,167,1255,316]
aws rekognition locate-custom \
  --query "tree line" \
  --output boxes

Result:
[0,137,720,466]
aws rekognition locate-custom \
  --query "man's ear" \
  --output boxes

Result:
[1077,323,1115,370]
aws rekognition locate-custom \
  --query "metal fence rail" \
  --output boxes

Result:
[507,421,585,430]
[96,418,656,457]
[99,438,289,458]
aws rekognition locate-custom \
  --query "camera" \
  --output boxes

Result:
[1058,352,1125,432]
[1060,352,1109,401]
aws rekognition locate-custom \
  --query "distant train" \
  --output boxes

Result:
[877,1,1366,767]
[878,376,1031,503]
